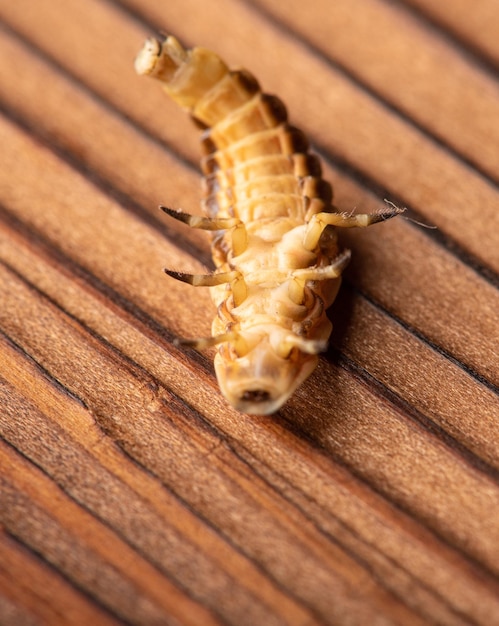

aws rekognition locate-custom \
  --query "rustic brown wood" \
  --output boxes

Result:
[0,1,498,624]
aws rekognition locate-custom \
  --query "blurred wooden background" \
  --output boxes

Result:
[1,1,499,624]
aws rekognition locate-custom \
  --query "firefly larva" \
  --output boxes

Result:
[135,36,402,415]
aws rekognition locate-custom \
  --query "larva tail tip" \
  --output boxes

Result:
[134,37,161,76]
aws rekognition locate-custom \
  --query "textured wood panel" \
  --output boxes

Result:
[0,0,498,624]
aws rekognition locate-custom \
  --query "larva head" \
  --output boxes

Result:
[214,337,319,415]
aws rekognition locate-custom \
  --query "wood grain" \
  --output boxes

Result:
[0,0,498,624]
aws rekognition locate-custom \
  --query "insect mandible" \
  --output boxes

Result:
[135,36,402,415]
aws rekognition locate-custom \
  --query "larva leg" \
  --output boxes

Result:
[175,331,250,358]
[160,205,240,230]
[291,249,351,281]
[175,331,238,349]
[275,336,328,358]
[287,250,350,304]
[206,249,349,288]
[164,269,240,286]
[303,205,404,251]
[165,268,247,306]
[161,206,248,255]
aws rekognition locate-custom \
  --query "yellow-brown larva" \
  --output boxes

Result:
[135,36,402,415]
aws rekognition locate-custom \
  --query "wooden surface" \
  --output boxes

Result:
[1,1,498,624]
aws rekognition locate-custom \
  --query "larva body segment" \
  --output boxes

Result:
[135,36,402,414]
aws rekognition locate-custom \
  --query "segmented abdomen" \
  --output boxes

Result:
[135,36,400,414]
[200,102,332,225]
